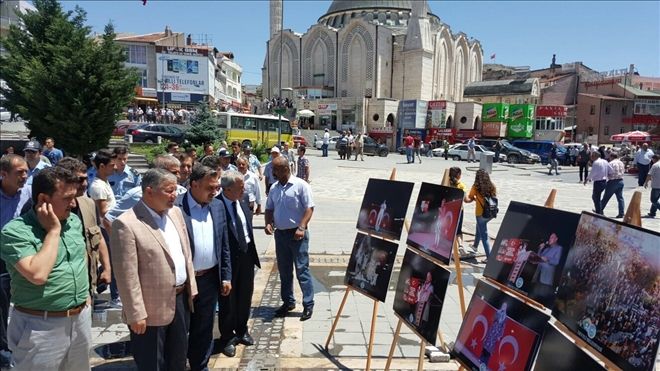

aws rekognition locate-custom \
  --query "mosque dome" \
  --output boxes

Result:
[318,0,439,29]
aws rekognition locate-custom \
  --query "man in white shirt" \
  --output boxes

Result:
[644,154,660,218]
[600,152,625,218]
[635,143,654,186]
[585,151,609,215]
[88,149,117,225]
[322,128,330,157]
[236,157,262,214]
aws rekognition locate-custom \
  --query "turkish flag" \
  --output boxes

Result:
[456,296,540,371]
[490,53,496,60]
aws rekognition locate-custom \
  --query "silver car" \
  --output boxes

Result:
[314,135,340,150]
[448,144,506,162]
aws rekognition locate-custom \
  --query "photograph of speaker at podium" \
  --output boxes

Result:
[355,178,414,241]
[452,281,549,371]
[392,249,450,345]
[482,201,581,308]
[405,182,464,265]
[553,212,660,371]
[344,232,399,302]
[532,323,605,371]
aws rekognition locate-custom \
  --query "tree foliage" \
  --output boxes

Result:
[0,0,138,157]
[185,101,224,146]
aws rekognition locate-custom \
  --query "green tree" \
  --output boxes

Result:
[185,101,224,146]
[0,0,138,157]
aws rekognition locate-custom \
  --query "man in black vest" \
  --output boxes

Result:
[175,165,232,370]
[217,170,260,357]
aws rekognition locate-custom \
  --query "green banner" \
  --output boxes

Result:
[482,103,509,122]
[507,104,535,138]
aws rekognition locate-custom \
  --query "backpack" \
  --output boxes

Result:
[480,195,499,219]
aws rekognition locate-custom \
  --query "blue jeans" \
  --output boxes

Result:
[592,180,607,214]
[406,147,413,163]
[650,188,660,216]
[274,229,314,308]
[321,144,328,157]
[474,216,492,256]
[638,163,650,187]
[601,179,624,216]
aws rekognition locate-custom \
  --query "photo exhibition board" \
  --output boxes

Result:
[532,323,605,371]
[344,232,399,302]
[483,201,581,308]
[452,280,550,371]
[392,249,450,345]
[553,212,660,371]
[406,182,465,265]
[356,178,414,241]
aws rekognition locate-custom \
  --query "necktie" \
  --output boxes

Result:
[232,201,248,252]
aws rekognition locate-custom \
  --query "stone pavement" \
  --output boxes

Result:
[90,150,660,370]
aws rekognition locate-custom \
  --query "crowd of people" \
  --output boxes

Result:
[556,219,659,371]
[126,105,194,125]
[0,137,314,370]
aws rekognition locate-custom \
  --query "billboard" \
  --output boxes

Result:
[508,104,535,138]
[536,105,567,117]
[482,103,509,123]
[398,100,428,129]
[156,46,214,96]
[427,100,448,128]
[483,122,507,137]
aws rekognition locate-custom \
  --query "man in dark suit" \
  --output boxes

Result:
[175,165,232,370]
[217,170,261,357]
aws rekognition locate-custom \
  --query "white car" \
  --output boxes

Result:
[314,135,340,150]
[448,144,506,162]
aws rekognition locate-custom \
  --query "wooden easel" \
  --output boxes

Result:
[324,168,398,371]
[385,169,468,370]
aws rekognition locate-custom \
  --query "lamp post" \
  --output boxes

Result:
[158,55,168,109]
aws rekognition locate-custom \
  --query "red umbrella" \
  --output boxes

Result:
[610,130,651,142]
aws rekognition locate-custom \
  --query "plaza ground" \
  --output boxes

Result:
[71,147,660,370]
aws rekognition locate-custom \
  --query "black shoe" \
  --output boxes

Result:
[274,303,295,317]
[300,306,313,321]
[643,213,656,218]
[239,333,254,346]
[222,342,236,357]
[615,214,624,219]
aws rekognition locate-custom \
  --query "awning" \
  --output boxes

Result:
[134,97,159,102]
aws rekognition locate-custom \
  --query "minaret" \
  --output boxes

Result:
[270,0,282,38]
[402,1,433,100]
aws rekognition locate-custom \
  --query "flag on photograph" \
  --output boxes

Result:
[142,0,147,5]
[490,53,496,60]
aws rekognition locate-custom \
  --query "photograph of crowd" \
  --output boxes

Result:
[356,179,414,240]
[406,183,464,264]
[533,324,605,371]
[483,201,580,308]
[554,212,660,371]
[344,233,399,302]
[393,249,450,345]
[453,281,549,371]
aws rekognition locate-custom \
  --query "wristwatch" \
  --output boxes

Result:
[297,226,306,232]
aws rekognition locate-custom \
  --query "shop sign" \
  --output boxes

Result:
[317,103,337,115]
[156,45,209,57]
[171,92,191,102]
[482,103,509,122]
[369,126,394,134]
[427,100,447,128]
[536,105,567,117]
[482,122,507,137]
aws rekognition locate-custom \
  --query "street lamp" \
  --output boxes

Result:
[158,55,168,109]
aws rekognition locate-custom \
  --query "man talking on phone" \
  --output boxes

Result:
[1,167,92,370]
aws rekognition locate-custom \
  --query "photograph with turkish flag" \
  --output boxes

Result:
[356,178,414,241]
[452,281,549,371]
[406,183,465,264]
[483,201,581,308]
[393,249,451,345]
[553,212,660,371]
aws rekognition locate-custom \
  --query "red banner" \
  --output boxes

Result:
[428,100,447,110]
[622,115,660,125]
[536,105,568,117]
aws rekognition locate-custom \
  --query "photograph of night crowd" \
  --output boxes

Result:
[532,324,605,371]
[344,233,398,302]
[393,249,450,345]
[452,281,549,371]
[406,183,464,264]
[554,212,660,371]
[483,201,580,308]
[356,178,414,241]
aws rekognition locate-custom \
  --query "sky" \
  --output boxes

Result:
[59,0,660,85]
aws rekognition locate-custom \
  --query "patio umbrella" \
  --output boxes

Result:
[610,130,651,142]
[296,109,315,118]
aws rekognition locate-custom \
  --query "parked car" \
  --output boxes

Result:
[448,144,506,162]
[0,107,11,122]
[314,136,340,150]
[113,123,138,137]
[471,139,540,164]
[127,124,187,144]
[293,135,309,148]
[336,135,389,157]
[511,140,567,165]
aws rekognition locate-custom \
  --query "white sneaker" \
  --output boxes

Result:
[109,298,123,309]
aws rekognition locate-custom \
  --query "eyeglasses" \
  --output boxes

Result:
[78,176,88,182]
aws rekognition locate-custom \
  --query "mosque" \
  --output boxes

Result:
[262,0,484,145]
